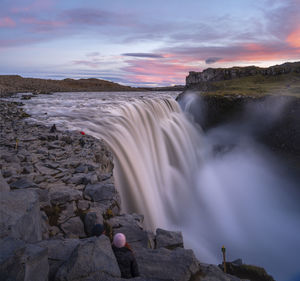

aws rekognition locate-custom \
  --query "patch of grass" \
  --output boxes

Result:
[205,73,300,97]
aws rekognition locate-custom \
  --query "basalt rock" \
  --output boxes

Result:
[135,247,200,281]
[0,190,42,243]
[55,236,121,281]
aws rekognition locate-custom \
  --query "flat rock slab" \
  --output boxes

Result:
[55,236,121,281]
[156,228,183,250]
[49,186,82,205]
[84,182,119,202]
[10,178,37,189]
[135,247,199,281]
[0,190,42,243]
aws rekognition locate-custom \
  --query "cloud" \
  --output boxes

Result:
[286,27,300,48]
[122,53,164,58]
[205,57,222,64]
[0,17,16,27]
[72,60,101,68]
[122,58,194,86]
[86,52,100,57]
[20,17,65,32]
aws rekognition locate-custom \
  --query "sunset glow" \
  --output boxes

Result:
[0,0,299,86]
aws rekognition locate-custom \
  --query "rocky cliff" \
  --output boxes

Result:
[186,62,300,95]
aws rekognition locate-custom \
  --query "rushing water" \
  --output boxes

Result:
[9,91,300,281]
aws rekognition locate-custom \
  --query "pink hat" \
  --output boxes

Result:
[113,233,126,248]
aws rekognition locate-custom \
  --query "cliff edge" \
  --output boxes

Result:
[186,61,300,96]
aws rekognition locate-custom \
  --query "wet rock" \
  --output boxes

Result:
[10,177,37,189]
[135,247,199,281]
[156,228,183,250]
[55,236,121,281]
[61,216,86,238]
[0,190,42,242]
[0,171,10,191]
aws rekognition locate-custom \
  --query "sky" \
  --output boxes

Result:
[0,0,300,86]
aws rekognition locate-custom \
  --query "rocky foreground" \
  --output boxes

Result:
[0,99,275,281]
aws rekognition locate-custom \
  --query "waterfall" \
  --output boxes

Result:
[79,98,204,230]
[78,96,300,281]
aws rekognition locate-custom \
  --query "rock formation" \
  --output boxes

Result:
[186,61,300,89]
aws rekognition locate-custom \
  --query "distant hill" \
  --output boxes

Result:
[0,75,138,96]
[186,61,300,97]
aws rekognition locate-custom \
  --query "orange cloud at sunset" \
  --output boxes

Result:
[287,27,300,48]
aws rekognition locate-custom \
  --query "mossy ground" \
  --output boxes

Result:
[204,72,300,97]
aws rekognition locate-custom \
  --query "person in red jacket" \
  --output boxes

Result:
[112,233,140,278]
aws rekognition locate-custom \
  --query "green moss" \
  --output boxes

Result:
[203,72,300,97]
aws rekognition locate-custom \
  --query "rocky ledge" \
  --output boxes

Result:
[0,100,275,281]
[186,61,300,89]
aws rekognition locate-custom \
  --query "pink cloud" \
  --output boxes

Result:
[286,26,300,48]
[123,58,196,85]
[20,17,65,31]
[0,17,16,27]
[11,0,55,13]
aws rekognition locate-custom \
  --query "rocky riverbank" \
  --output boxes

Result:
[0,98,275,281]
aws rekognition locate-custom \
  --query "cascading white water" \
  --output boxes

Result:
[11,91,300,281]
[75,98,204,230]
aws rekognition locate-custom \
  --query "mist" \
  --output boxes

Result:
[178,92,300,281]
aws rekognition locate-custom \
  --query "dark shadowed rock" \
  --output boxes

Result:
[49,186,82,205]
[84,212,104,236]
[0,190,42,242]
[10,177,37,189]
[198,263,242,281]
[84,182,118,202]
[135,247,199,281]
[37,239,81,281]
[0,237,26,281]
[219,260,275,281]
[55,236,121,281]
[22,244,49,281]
[0,171,10,191]
[156,228,183,250]
[0,238,49,281]
[61,217,86,238]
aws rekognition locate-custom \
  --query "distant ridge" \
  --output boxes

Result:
[186,61,300,96]
[0,75,138,96]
